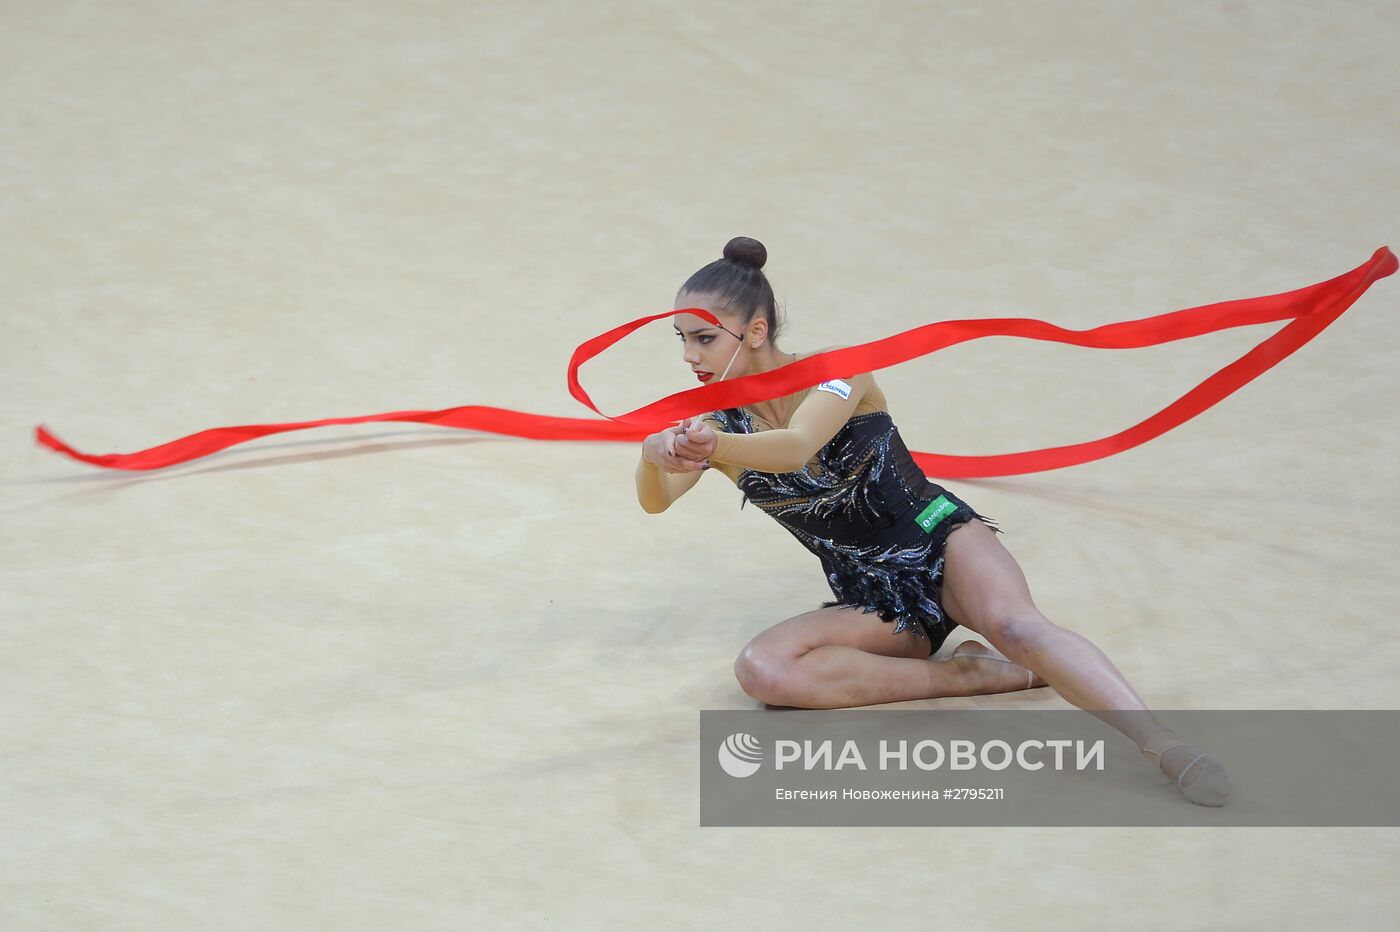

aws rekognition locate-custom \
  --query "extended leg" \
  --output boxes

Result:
[937,519,1230,806]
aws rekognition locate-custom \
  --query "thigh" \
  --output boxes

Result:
[936,518,1042,637]
[741,604,934,663]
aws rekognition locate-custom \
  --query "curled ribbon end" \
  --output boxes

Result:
[33,424,116,468]
[1375,246,1397,277]
[35,424,61,452]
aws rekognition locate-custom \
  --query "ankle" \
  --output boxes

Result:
[1140,728,1185,759]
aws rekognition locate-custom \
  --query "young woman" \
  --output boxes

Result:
[634,236,1230,807]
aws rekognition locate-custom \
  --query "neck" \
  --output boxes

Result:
[742,346,800,425]
[746,345,797,377]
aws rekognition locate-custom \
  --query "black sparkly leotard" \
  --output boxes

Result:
[705,405,1003,656]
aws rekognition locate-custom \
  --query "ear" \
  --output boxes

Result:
[747,316,769,346]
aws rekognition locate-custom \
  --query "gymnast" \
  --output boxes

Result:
[634,236,1230,806]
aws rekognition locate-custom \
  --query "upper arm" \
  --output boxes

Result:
[703,360,875,475]
[783,369,875,469]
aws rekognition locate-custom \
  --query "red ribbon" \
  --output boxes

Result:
[34,246,1396,475]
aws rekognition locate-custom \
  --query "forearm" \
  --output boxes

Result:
[709,429,810,473]
[635,455,672,513]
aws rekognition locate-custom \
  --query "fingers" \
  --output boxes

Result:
[676,441,715,463]
[657,420,714,471]
[659,452,708,473]
[658,429,709,473]
[675,423,716,461]
[673,435,706,459]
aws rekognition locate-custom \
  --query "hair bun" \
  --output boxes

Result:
[723,236,767,271]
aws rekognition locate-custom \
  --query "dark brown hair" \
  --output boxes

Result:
[676,236,786,346]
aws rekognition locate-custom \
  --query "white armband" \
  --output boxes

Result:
[816,379,852,400]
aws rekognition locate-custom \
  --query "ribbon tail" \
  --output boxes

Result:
[906,246,1396,477]
[34,406,654,472]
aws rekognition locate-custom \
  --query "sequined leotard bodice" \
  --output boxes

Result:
[704,404,1002,655]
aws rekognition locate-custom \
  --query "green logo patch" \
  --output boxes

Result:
[915,495,957,534]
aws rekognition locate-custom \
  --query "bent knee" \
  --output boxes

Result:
[982,611,1055,655]
[733,644,796,704]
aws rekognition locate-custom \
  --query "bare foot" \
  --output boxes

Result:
[947,639,1048,693]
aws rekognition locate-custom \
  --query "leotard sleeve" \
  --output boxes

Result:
[708,371,874,474]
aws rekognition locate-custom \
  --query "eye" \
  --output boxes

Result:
[699,335,714,345]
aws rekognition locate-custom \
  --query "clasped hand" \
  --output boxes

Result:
[647,418,717,473]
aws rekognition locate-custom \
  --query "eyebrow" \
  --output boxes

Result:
[673,326,717,336]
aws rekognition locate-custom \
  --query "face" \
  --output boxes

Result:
[673,293,765,384]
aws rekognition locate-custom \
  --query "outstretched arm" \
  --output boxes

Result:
[707,372,873,473]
